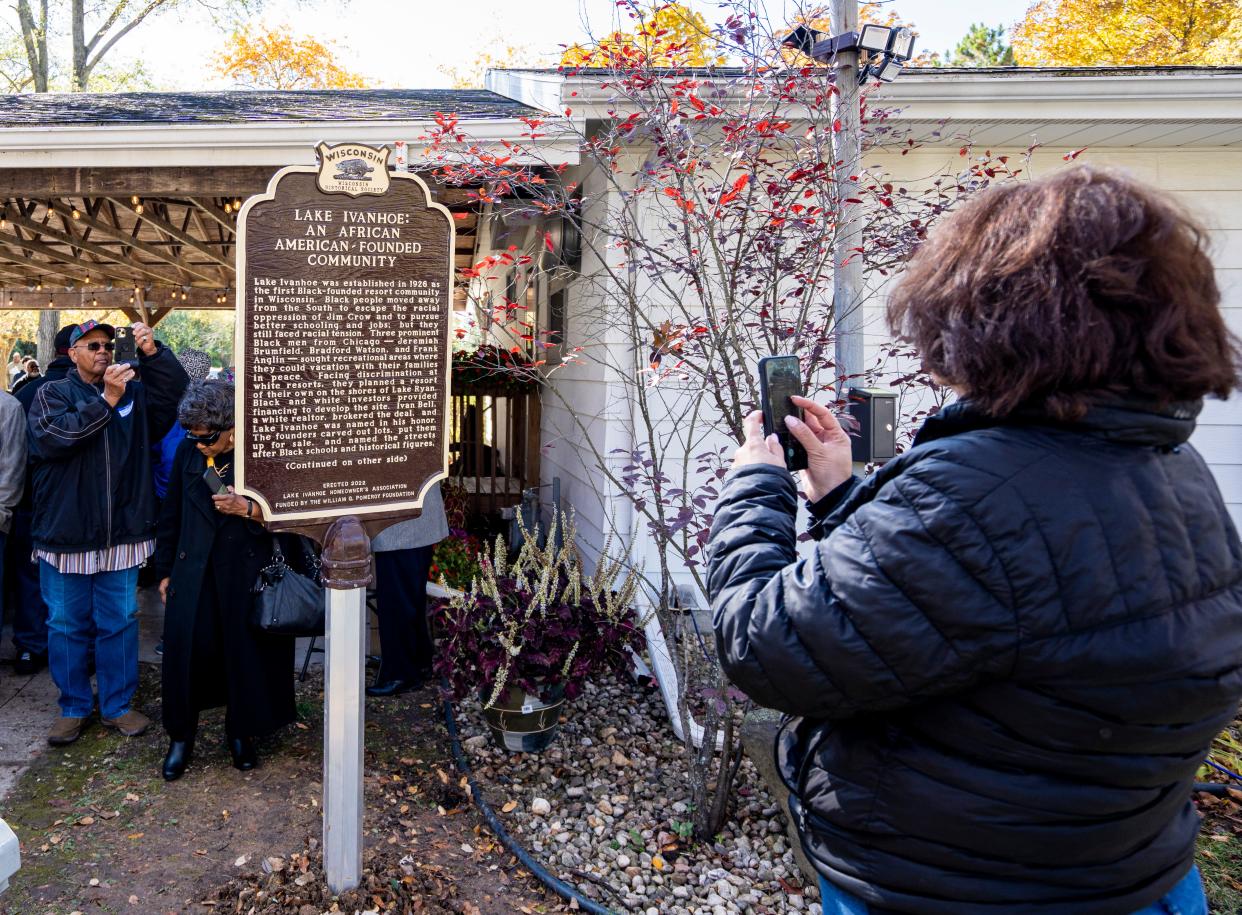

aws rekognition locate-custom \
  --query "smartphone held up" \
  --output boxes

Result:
[113,326,140,380]
[758,355,808,472]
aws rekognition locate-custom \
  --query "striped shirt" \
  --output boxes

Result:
[36,540,155,575]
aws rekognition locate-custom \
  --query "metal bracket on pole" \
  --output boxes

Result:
[320,515,373,895]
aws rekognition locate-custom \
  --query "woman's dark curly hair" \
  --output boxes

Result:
[177,379,234,431]
[886,165,1241,420]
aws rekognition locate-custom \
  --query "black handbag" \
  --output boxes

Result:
[250,537,325,636]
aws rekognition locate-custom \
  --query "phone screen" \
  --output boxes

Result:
[202,468,227,495]
[760,355,808,470]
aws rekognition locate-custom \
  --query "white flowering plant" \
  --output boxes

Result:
[431,510,645,709]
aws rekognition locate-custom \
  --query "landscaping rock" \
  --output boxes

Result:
[457,676,824,914]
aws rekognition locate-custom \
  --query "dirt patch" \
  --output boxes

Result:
[0,663,568,915]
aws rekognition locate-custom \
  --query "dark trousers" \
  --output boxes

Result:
[5,508,48,656]
[373,546,434,682]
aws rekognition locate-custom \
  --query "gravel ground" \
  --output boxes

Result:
[455,676,823,915]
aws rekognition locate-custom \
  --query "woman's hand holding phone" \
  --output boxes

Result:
[732,398,853,501]
[732,411,787,471]
[784,396,854,502]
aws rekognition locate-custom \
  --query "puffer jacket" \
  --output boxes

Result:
[708,398,1242,915]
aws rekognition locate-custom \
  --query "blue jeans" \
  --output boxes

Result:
[7,509,48,655]
[42,562,140,719]
[819,866,1208,915]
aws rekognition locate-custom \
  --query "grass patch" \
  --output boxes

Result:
[1197,828,1242,914]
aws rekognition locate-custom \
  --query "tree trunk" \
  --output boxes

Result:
[15,0,49,91]
[36,310,58,369]
[71,0,87,90]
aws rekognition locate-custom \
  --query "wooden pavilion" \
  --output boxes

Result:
[0,88,578,323]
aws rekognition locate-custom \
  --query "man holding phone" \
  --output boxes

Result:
[28,319,189,746]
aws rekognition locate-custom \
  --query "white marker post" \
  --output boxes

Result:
[320,516,373,894]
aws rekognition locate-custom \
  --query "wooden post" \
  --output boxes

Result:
[830,0,864,393]
[320,516,373,895]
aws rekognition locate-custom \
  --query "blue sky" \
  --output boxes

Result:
[102,0,1037,90]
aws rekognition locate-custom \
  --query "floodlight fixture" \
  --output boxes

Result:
[857,24,891,53]
[888,27,916,62]
[867,56,904,82]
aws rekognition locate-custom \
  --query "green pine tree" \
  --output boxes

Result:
[945,23,1016,67]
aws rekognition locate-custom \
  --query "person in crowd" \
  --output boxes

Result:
[153,349,213,505]
[6,325,75,674]
[10,358,40,395]
[0,391,26,658]
[155,380,297,780]
[28,319,189,746]
[709,166,1242,915]
[366,486,447,696]
[7,352,24,388]
[142,348,213,605]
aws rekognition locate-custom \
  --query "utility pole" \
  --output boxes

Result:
[829,0,863,395]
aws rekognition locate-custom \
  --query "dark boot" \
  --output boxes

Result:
[162,738,194,781]
[229,736,257,771]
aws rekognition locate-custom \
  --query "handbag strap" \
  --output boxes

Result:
[298,536,323,584]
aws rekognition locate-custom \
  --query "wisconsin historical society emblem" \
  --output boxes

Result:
[315,142,391,197]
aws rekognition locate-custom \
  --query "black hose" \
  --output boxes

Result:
[442,697,618,915]
[1195,782,1235,798]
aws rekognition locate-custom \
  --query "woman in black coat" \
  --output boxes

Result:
[709,167,1242,915]
[154,380,296,780]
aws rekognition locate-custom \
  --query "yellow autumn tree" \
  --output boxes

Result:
[439,41,550,89]
[213,25,371,90]
[562,3,726,68]
[1013,0,1242,66]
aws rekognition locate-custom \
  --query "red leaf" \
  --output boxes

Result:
[832,118,842,133]
[544,231,555,253]
[1063,147,1088,161]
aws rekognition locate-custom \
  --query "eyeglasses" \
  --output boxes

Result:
[184,429,222,445]
[74,341,114,353]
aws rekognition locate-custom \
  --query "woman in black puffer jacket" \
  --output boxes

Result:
[708,166,1242,915]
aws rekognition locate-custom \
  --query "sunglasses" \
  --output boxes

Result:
[74,341,114,353]
[184,429,222,445]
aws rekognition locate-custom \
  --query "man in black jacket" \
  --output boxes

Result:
[29,320,188,746]
[4,324,74,674]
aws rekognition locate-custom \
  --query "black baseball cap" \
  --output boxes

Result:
[68,320,115,346]
[54,325,76,355]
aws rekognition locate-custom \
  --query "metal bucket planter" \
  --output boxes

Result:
[481,684,566,752]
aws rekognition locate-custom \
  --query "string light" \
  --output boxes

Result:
[0,208,7,230]
[36,279,42,292]
[135,203,144,215]
[223,202,232,214]
[71,207,80,220]
[131,195,139,205]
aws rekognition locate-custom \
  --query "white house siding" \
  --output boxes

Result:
[861,147,1242,529]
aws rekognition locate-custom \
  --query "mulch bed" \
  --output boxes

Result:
[0,663,567,915]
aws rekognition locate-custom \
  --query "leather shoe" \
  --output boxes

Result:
[102,709,151,737]
[366,677,421,697]
[48,716,88,746]
[14,651,47,675]
[229,736,258,771]
[162,739,194,781]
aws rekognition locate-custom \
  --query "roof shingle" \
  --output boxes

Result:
[0,88,538,127]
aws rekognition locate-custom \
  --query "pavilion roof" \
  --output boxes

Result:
[0,89,539,127]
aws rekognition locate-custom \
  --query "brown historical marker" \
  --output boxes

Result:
[233,143,454,541]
